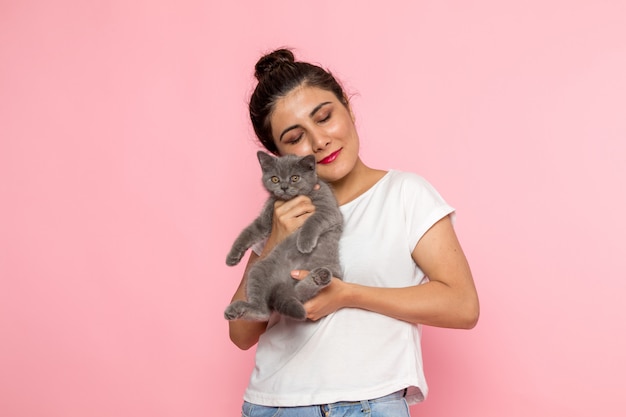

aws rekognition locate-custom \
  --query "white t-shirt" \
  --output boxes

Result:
[244,170,455,406]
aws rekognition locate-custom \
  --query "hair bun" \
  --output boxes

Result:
[254,49,295,80]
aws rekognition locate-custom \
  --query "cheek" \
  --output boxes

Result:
[330,118,356,140]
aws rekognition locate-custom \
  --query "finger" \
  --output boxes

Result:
[294,199,316,217]
[290,270,310,280]
[284,202,316,219]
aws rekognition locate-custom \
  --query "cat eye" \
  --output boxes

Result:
[271,176,280,183]
[290,175,300,182]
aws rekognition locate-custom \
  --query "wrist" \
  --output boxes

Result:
[341,281,359,308]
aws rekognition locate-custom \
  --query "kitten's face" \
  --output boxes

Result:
[257,152,317,201]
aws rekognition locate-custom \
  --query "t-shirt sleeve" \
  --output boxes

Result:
[251,239,266,256]
[400,173,456,252]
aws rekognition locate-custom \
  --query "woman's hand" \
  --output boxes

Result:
[290,270,351,321]
[272,196,315,238]
[261,185,320,256]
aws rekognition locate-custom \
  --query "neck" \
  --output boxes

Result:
[330,159,386,206]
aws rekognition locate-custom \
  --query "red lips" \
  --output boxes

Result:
[318,149,341,165]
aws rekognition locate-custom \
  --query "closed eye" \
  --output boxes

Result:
[286,133,303,145]
[318,112,331,123]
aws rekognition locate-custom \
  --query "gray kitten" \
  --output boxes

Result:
[225,151,343,321]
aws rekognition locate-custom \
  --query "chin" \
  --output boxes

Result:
[318,167,348,184]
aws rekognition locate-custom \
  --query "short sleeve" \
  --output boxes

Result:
[400,173,456,252]
[251,239,266,256]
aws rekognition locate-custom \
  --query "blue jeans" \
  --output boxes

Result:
[241,389,410,417]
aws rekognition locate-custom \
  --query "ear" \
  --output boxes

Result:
[300,154,316,171]
[257,151,274,169]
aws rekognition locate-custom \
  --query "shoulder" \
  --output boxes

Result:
[383,170,452,213]
[380,170,436,194]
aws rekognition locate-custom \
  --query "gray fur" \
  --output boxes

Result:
[225,151,343,321]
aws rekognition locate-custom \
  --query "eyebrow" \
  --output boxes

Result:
[278,101,332,142]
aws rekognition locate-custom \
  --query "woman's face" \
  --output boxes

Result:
[269,85,360,184]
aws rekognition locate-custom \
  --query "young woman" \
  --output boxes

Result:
[228,48,479,417]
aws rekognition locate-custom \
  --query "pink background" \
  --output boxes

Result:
[2,1,625,416]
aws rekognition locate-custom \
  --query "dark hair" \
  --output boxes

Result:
[249,48,349,155]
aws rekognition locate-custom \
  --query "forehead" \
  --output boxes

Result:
[271,86,338,126]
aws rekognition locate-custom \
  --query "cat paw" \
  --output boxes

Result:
[224,307,243,321]
[296,236,317,254]
[310,267,332,287]
[272,295,307,320]
[224,301,270,321]
[226,249,244,266]
[224,300,249,320]
[282,302,307,321]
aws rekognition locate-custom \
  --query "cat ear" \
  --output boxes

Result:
[257,151,274,169]
[300,154,316,171]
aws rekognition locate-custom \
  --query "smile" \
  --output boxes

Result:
[318,149,341,165]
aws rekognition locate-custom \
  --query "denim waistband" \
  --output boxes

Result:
[320,388,407,411]
[371,388,407,402]
[242,389,409,417]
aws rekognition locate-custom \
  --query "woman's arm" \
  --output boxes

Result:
[299,216,480,329]
[228,252,269,350]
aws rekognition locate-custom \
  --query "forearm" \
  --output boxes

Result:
[228,253,268,350]
[301,218,479,327]
[227,225,299,349]
[228,288,268,350]
[229,317,267,350]
[343,279,479,329]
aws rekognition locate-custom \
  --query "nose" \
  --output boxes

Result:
[310,130,330,152]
